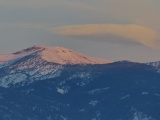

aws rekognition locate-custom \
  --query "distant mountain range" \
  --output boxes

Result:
[0,45,160,120]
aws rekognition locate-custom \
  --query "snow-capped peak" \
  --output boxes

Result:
[0,45,112,65]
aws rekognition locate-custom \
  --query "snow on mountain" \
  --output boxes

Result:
[147,61,160,73]
[0,54,15,64]
[0,45,111,65]
[147,61,160,68]
[38,45,112,64]
[0,45,111,87]
[0,46,42,67]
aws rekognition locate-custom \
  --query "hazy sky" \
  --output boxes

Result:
[0,0,160,62]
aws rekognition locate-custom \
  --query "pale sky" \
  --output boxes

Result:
[0,0,160,62]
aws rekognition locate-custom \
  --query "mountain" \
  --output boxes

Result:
[0,46,160,120]
[0,45,111,88]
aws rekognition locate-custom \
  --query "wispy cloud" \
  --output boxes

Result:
[54,24,160,49]
[1,0,160,32]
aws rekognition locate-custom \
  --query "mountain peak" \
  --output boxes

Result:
[0,45,112,65]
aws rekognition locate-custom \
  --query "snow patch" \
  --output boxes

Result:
[88,87,110,95]
[121,95,130,100]
[89,101,98,107]
[0,73,28,88]
[154,93,160,96]
[56,87,69,94]
[133,112,154,120]
[142,92,149,95]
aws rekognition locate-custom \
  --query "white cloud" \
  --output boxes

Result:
[54,24,160,49]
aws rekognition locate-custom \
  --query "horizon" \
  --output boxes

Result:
[0,1,160,62]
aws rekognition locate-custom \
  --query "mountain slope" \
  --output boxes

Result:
[0,62,160,120]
